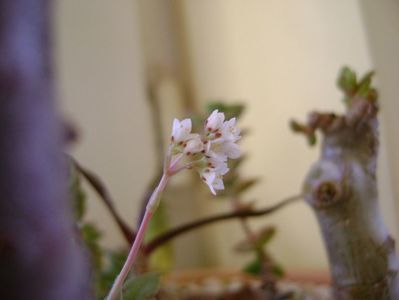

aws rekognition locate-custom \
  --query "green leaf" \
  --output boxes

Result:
[222,172,239,188]
[234,178,260,195]
[271,264,285,278]
[206,102,245,119]
[145,202,173,272]
[243,256,285,278]
[337,67,377,106]
[337,66,357,95]
[69,167,86,221]
[235,226,276,253]
[243,257,262,275]
[228,155,247,171]
[122,272,161,300]
[357,70,374,97]
[290,120,317,146]
[81,223,103,271]
[255,226,276,248]
[97,250,128,299]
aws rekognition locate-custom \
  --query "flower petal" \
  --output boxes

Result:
[180,118,192,133]
[184,134,203,154]
[221,117,241,142]
[171,118,180,139]
[201,171,217,195]
[171,118,192,143]
[221,142,240,159]
[206,110,225,131]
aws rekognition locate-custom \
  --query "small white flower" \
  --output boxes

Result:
[221,118,241,142]
[200,170,218,195]
[184,134,204,155]
[211,174,225,191]
[205,110,225,132]
[200,163,229,195]
[171,118,192,143]
[207,153,227,168]
[219,142,240,159]
[167,110,241,196]
[207,140,240,160]
[201,170,215,188]
[198,157,229,195]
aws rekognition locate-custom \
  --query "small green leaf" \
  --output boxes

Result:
[123,272,161,300]
[206,102,245,119]
[307,133,317,146]
[69,167,86,221]
[255,226,276,248]
[234,178,260,195]
[226,104,245,119]
[290,120,317,146]
[145,202,173,272]
[243,256,285,278]
[357,70,374,97]
[337,67,377,106]
[97,250,128,298]
[271,264,285,278]
[337,66,357,95]
[243,257,262,275]
[222,172,239,188]
[235,226,276,253]
[81,223,103,271]
[228,155,247,170]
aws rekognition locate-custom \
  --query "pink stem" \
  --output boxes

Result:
[106,173,169,300]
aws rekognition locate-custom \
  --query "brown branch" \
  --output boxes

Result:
[295,68,399,299]
[70,157,135,244]
[143,194,302,255]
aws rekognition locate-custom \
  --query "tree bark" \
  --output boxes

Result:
[292,68,399,300]
[0,1,90,299]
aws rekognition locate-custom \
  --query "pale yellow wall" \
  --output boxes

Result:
[55,0,156,248]
[55,0,209,268]
[360,0,399,226]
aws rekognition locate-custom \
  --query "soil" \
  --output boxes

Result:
[158,269,332,300]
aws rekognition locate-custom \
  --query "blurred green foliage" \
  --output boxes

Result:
[204,102,284,279]
[69,167,159,300]
[145,201,174,272]
[123,272,161,300]
[337,66,377,106]
[68,100,284,298]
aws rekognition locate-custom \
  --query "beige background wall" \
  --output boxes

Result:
[360,0,399,222]
[55,0,156,245]
[55,0,399,272]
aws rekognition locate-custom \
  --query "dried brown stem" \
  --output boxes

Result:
[71,158,135,244]
[143,194,301,255]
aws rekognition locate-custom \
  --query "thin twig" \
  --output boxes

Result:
[70,157,135,244]
[143,194,302,255]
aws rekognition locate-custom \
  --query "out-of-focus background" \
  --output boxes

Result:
[55,0,399,273]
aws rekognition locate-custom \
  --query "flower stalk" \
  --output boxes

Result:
[106,110,241,300]
[106,174,168,300]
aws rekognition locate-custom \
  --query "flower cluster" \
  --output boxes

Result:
[168,110,241,195]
